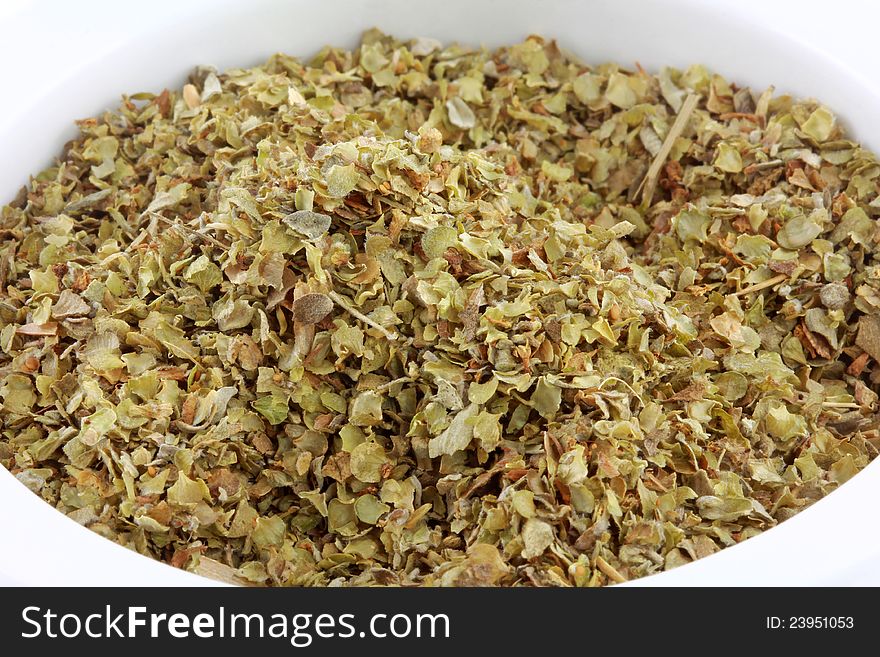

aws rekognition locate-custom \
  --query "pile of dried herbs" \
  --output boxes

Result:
[1,30,878,586]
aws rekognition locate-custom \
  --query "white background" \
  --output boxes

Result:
[0,0,877,586]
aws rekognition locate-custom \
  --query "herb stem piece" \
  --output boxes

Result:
[638,93,700,207]
[730,273,789,297]
[596,556,628,584]
[328,290,400,341]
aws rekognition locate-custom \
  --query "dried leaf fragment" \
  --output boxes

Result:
[292,293,333,324]
[282,210,332,239]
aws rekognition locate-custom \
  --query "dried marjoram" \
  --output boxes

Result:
[1,31,878,586]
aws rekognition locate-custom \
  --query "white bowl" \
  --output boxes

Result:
[1,0,878,586]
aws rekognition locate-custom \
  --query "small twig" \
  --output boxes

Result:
[595,556,628,584]
[151,213,228,250]
[637,93,700,208]
[194,557,254,587]
[374,376,415,393]
[598,375,644,405]
[729,273,788,298]
[327,290,400,341]
[122,214,157,253]
[746,159,783,171]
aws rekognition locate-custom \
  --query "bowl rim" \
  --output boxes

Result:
[0,0,878,587]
